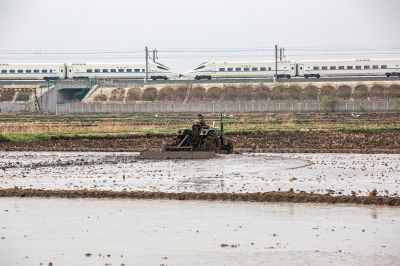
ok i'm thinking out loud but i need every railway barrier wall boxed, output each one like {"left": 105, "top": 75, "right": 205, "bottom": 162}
{"left": 55, "top": 100, "right": 399, "bottom": 114}
{"left": 0, "top": 102, "right": 35, "bottom": 113}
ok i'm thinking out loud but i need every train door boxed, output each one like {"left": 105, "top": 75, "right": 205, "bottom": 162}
{"left": 297, "top": 64, "right": 304, "bottom": 77}
{"left": 290, "top": 64, "right": 297, "bottom": 77}
{"left": 60, "top": 66, "right": 66, "bottom": 79}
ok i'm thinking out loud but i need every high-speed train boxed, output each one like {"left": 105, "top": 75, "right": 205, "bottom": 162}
{"left": 182, "top": 58, "right": 400, "bottom": 80}
{"left": 0, "top": 58, "right": 399, "bottom": 81}
{"left": 0, "top": 62, "right": 178, "bottom": 81}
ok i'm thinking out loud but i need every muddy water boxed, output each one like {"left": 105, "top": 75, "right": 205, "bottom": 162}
{"left": 0, "top": 198, "right": 399, "bottom": 266}
{"left": 1, "top": 152, "right": 399, "bottom": 196}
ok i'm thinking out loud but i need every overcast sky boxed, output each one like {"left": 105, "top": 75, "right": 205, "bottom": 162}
{"left": 0, "top": 0, "right": 399, "bottom": 71}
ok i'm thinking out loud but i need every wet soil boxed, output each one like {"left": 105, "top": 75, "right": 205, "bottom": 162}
{"left": 1, "top": 188, "right": 399, "bottom": 206}
{"left": 1, "top": 130, "right": 400, "bottom": 153}
{"left": 2, "top": 198, "right": 399, "bottom": 265}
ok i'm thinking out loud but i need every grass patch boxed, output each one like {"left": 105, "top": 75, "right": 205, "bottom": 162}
{"left": 0, "top": 133, "right": 53, "bottom": 142}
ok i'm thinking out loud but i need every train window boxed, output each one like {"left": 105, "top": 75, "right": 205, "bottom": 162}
{"left": 127, "top": 69, "right": 132, "bottom": 72}
{"left": 1, "top": 70, "right": 6, "bottom": 73}
{"left": 10, "top": 70, "right": 15, "bottom": 73}
{"left": 26, "top": 70, "right": 32, "bottom": 73}
{"left": 260, "top": 67, "right": 266, "bottom": 71}
{"left": 134, "top": 69, "right": 140, "bottom": 73}
{"left": 235, "top": 67, "right": 241, "bottom": 71}
{"left": 381, "top": 65, "right": 387, "bottom": 69}
{"left": 142, "top": 69, "right": 145, "bottom": 72}
{"left": 364, "top": 65, "right": 370, "bottom": 69}
{"left": 18, "top": 70, "right": 23, "bottom": 73}
{"left": 50, "top": 70, "right": 53, "bottom": 73}
{"left": 111, "top": 69, "right": 116, "bottom": 73}
{"left": 244, "top": 67, "right": 250, "bottom": 71}
{"left": 322, "top": 66, "right": 328, "bottom": 70}
{"left": 268, "top": 67, "right": 272, "bottom": 71}
{"left": 219, "top": 68, "right": 225, "bottom": 71}
{"left": 372, "top": 65, "right": 379, "bottom": 69}
{"left": 194, "top": 65, "right": 205, "bottom": 70}
{"left": 330, "top": 66, "right": 336, "bottom": 70}
{"left": 227, "top": 68, "right": 233, "bottom": 71}
{"left": 42, "top": 69, "right": 48, "bottom": 73}
{"left": 34, "top": 69, "right": 39, "bottom": 73}
{"left": 102, "top": 69, "right": 108, "bottom": 73}
{"left": 355, "top": 66, "right": 362, "bottom": 69}
{"left": 118, "top": 69, "right": 124, "bottom": 73}
{"left": 338, "top": 66, "right": 345, "bottom": 70}
{"left": 95, "top": 69, "right": 100, "bottom": 73}
{"left": 313, "top": 66, "right": 319, "bottom": 70}
{"left": 252, "top": 67, "right": 258, "bottom": 71}
{"left": 87, "top": 69, "right": 93, "bottom": 73}
{"left": 347, "top": 66, "right": 353, "bottom": 70}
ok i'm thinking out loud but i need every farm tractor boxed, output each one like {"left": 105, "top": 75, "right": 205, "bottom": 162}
{"left": 138, "top": 113, "right": 233, "bottom": 159}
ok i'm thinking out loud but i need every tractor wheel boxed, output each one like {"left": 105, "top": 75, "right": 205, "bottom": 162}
{"left": 204, "top": 135, "right": 220, "bottom": 153}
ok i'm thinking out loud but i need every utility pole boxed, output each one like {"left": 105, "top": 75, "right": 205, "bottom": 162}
{"left": 279, "top": 47, "right": 285, "bottom": 61}
{"left": 275, "top": 44, "right": 278, "bottom": 82}
{"left": 152, "top": 49, "right": 158, "bottom": 63}
{"left": 145, "top": 46, "right": 149, "bottom": 83}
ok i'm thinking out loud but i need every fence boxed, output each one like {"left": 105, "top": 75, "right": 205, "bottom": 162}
{"left": 55, "top": 100, "right": 398, "bottom": 114}
{"left": 0, "top": 102, "right": 35, "bottom": 113}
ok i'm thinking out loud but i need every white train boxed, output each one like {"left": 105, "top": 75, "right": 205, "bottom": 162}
{"left": 183, "top": 58, "right": 400, "bottom": 79}
{"left": 183, "top": 61, "right": 295, "bottom": 80}
{"left": 0, "top": 62, "right": 178, "bottom": 81}
{"left": 0, "top": 63, "right": 66, "bottom": 80}
{"left": 0, "top": 58, "right": 399, "bottom": 81}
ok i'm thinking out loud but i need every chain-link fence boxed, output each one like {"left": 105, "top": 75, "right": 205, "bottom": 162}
{"left": 55, "top": 100, "right": 398, "bottom": 114}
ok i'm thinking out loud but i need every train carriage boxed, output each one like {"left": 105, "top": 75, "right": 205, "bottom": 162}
{"left": 67, "top": 62, "right": 178, "bottom": 80}
{"left": 183, "top": 61, "right": 295, "bottom": 80}
{"left": 297, "top": 59, "right": 400, "bottom": 78}
{"left": 0, "top": 63, "right": 66, "bottom": 80}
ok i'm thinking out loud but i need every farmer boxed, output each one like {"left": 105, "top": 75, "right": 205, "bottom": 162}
{"left": 195, "top": 113, "right": 208, "bottom": 127}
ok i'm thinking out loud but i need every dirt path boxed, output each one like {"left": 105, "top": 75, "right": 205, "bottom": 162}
{"left": 1, "top": 188, "right": 399, "bottom": 206}
{"left": 1, "top": 130, "right": 400, "bottom": 153}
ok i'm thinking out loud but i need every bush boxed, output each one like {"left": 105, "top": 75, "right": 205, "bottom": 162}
{"left": 321, "top": 96, "right": 335, "bottom": 112}
{"left": 302, "top": 85, "right": 318, "bottom": 100}
{"left": 253, "top": 84, "right": 270, "bottom": 100}
{"left": 271, "top": 85, "right": 285, "bottom": 100}
{"left": 0, "top": 90, "right": 15, "bottom": 101}
{"left": 126, "top": 87, "right": 142, "bottom": 101}
{"left": 93, "top": 94, "right": 108, "bottom": 101}
{"left": 353, "top": 84, "right": 369, "bottom": 99}
{"left": 109, "top": 88, "right": 125, "bottom": 101}
{"left": 157, "top": 86, "right": 175, "bottom": 101}
{"left": 337, "top": 85, "right": 352, "bottom": 100}
{"left": 206, "top": 86, "right": 222, "bottom": 101}
{"left": 287, "top": 85, "right": 302, "bottom": 100}
{"left": 189, "top": 86, "right": 206, "bottom": 101}
{"left": 174, "top": 86, "right": 188, "bottom": 102}
{"left": 320, "top": 85, "right": 336, "bottom": 98}
{"left": 369, "top": 84, "right": 387, "bottom": 99}
{"left": 142, "top": 87, "right": 158, "bottom": 101}
{"left": 222, "top": 84, "right": 254, "bottom": 101}
{"left": 387, "top": 84, "right": 400, "bottom": 98}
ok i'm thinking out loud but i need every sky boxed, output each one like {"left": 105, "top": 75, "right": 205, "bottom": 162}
{"left": 0, "top": 0, "right": 399, "bottom": 71}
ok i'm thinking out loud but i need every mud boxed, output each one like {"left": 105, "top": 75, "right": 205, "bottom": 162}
{"left": 1, "top": 198, "right": 400, "bottom": 265}
{"left": 1, "top": 130, "right": 400, "bottom": 153}
{"left": 1, "top": 152, "right": 399, "bottom": 197}
{"left": 1, "top": 188, "right": 399, "bottom": 206}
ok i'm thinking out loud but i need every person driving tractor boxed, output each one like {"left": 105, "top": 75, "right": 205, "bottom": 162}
{"left": 195, "top": 113, "right": 208, "bottom": 127}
